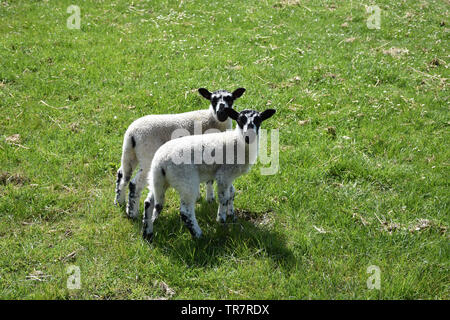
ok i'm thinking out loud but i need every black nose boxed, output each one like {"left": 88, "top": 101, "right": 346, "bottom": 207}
{"left": 247, "top": 123, "right": 254, "bottom": 129}
{"left": 218, "top": 103, "right": 225, "bottom": 109}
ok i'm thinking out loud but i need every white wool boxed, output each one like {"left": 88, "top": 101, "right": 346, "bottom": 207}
{"left": 141, "top": 107, "right": 275, "bottom": 241}
{"left": 142, "top": 126, "right": 259, "bottom": 240}
{"left": 150, "top": 129, "right": 257, "bottom": 188}
{"left": 115, "top": 106, "right": 231, "bottom": 218}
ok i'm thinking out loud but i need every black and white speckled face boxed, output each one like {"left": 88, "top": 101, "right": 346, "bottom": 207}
{"left": 225, "top": 108, "right": 276, "bottom": 144}
{"left": 198, "top": 88, "right": 246, "bottom": 122}
{"left": 237, "top": 110, "right": 262, "bottom": 144}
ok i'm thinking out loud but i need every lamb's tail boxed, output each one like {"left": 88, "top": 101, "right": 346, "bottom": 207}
{"left": 149, "top": 164, "right": 167, "bottom": 209}
{"left": 150, "top": 163, "right": 167, "bottom": 189}
{"left": 121, "top": 131, "right": 138, "bottom": 175}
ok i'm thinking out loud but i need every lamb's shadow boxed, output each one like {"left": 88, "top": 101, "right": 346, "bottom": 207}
{"left": 129, "top": 199, "right": 297, "bottom": 270}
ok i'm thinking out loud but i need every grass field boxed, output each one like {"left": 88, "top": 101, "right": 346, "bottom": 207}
{"left": 0, "top": 0, "right": 449, "bottom": 299}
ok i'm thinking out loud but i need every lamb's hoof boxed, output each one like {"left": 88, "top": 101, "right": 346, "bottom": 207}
{"left": 126, "top": 205, "right": 138, "bottom": 220}
{"left": 143, "top": 230, "right": 154, "bottom": 243}
{"left": 193, "top": 232, "right": 203, "bottom": 240}
{"left": 216, "top": 216, "right": 226, "bottom": 224}
{"left": 207, "top": 197, "right": 215, "bottom": 204}
{"left": 126, "top": 210, "right": 138, "bottom": 220}
{"left": 114, "top": 198, "right": 125, "bottom": 207}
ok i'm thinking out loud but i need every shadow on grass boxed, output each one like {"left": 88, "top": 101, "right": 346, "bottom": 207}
{"left": 127, "top": 199, "right": 297, "bottom": 271}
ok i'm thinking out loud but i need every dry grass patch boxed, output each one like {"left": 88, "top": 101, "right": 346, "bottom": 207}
{"left": 0, "top": 172, "right": 29, "bottom": 186}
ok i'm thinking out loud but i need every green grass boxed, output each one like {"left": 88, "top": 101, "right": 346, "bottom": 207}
{"left": 0, "top": 0, "right": 449, "bottom": 299}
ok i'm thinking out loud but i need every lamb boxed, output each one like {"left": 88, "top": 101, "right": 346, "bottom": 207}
{"left": 114, "top": 87, "right": 246, "bottom": 219}
{"left": 141, "top": 108, "right": 276, "bottom": 242}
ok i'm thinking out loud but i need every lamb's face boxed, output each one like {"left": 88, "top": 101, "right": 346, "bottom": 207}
{"left": 236, "top": 110, "right": 261, "bottom": 144}
{"left": 198, "top": 88, "right": 246, "bottom": 122}
{"left": 210, "top": 90, "right": 235, "bottom": 122}
{"left": 225, "top": 108, "right": 276, "bottom": 144}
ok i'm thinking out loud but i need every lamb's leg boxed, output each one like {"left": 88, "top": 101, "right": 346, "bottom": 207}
{"left": 142, "top": 192, "right": 155, "bottom": 242}
{"left": 127, "top": 165, "right": 150, "bottom": 219}
{"left": 180, "top": 197, "right": 202, "bottom": 239}
{"left": 115, "top": 139, "right": 137, "bottom": 206}
{"left": 126, "top": 169, "right": 141, "bottom": 219}
{"left": 142, "top": 184, "right": 165, "bottom": 242}
{"left": 115, "top": 168, "right": 125, "bottom": 206}
{"left": 216, "top": 183, "right": 231, "bottom": 224}
{"left": 206, "top": 180, "right": 215, "bottom": 203}
{"left": 227, "top": 185, "right": 237, "bottom": 222}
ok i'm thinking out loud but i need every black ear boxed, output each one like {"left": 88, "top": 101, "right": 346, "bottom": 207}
{"left": 225, "top": 108, "right": 240, "bottom": 121}
{"left": 198, "top": 88, "right": 212, "bottom": 100}
{"left": 232, "top": 88, "right": 246, "bottom": 99}
{"left": 260, "top": 109, "right": 276, "bottom": 121}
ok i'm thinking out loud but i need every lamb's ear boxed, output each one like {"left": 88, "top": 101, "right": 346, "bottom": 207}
{"left": 260, "top": 109, "right": 276, "bottom": 121}
{"left": 225, "top": 108, "right": 240, "bottom": 121}
{"left": 232, "top": 88, "right": 246, "bottom": 99}
{"left": 198, "top": 88, "right": 212, "bottom": 100}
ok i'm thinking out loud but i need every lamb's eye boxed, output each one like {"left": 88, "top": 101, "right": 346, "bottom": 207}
{"left": 224, "top": 96, "right": 232, "bottom": 104}
{"left": 238, "top": 115, "right": 247, "bottom": 127}
{"left": 254, "top": 117, "right": 261, "bottom": 126}
{"left": 212, "top": 97, "right": 218, "bottom": 103}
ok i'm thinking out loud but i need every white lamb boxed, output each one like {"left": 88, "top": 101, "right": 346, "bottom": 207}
{"left": 114, "top": 87, "right": 246, "bottom": 219}
{"left": 142, "top": 108, "right": 276, "bottom": 242}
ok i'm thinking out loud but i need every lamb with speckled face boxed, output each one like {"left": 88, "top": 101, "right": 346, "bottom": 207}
{"left": 114, "top": 88, "right": 246, "bottom": 219}
{"left": 142, "top": 108, "right": 276, "bottom": 242}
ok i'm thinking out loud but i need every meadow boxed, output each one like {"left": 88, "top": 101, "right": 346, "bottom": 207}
{"left": 0, "top": 0, "right": 448, "bottom": 299}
